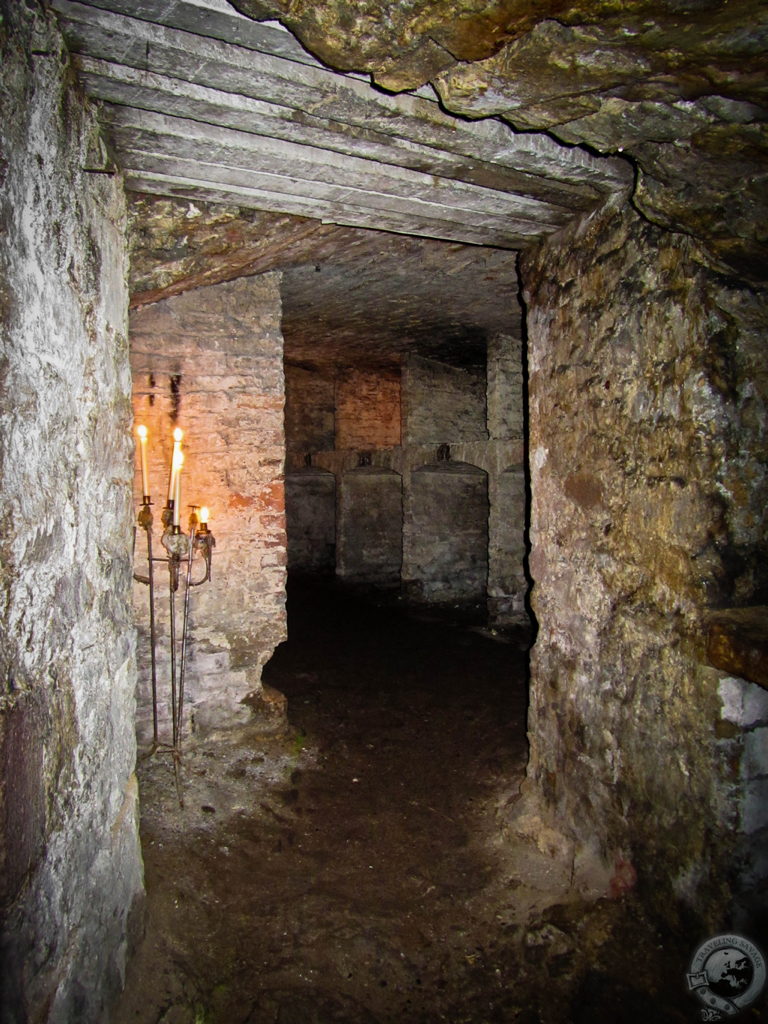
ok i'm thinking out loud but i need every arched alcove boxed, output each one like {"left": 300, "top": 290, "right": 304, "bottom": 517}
{"left": 337, "top": 467, "right": 403, "bottom": 584}
{"left": 405, "top": 462, "right": 489, "bottom": 605}
{"left": 285, "top": 467, "right": 336, "bottom": 574}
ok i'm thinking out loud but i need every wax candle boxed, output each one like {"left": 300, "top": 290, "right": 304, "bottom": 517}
{"left": 173, "top": 452, "right": 183, "bottom": 528}
{"left": 136, "top": 425, "right": 150, "bottom": 499}
{"left": 167, "top": 427, "right": 183, "bottom": 505}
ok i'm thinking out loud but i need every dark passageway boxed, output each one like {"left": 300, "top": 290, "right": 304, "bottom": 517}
{"left": 115, "top": 579, "right": 698, "bottom": 1024}
{"left": 116, "top": 577, "right": 534, "bottom": 1022}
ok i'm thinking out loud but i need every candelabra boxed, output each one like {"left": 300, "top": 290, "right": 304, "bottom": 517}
{"left": 134, "top": 495, "right": 215, "bottom": 806}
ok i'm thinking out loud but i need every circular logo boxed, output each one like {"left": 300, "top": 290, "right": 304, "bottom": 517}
{"left": 687, "top": 934, "right": 766, "bottom": 1018}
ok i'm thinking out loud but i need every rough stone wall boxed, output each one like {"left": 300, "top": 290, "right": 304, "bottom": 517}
{"left": 0, "top": 4, "right": 143, "bottom": 1020}
{"left": 335, "top": 368, "right": 401, "bottom": 450}
{"left": 130, "top": 275, "right": 287, "bottom": 742}
{"left": 284, "top": 364, "right": 335, "bottom": 469}
{"left": 521, "top": 193, "right": 768, "bottom": 926}
{"left": 403, "top": 354, "right": 487, "bottom": 445}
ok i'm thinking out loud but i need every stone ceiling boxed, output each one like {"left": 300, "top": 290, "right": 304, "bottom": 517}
{"left": 128, "top": 197, "right": 520, "bottom": 369}
{"left": 53, "top": 0, "right": 767, "bottom": 371}
{"left": 53, "top": 0, "right": 629, "bottom": 250}
{"left": 228, "top": 0, "right": 768, "bottom": 282}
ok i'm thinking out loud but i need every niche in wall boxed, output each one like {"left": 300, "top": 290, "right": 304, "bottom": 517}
{"left": 337, "top": 467, "right": 404, "bottom": 585}
{"left": 285, "top": 467, "right": 336, "bottom": 574}
{"left": 405, "top": 462, "right": 489, "bottom": 605}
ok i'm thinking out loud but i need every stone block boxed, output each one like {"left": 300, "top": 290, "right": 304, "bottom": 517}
{"left": 719, "top": 676, "right": 768, "bottom": 728}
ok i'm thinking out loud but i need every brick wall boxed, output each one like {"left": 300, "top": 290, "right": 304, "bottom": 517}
{"left": 336, "top": 368, "right": 402, "bottom": 449}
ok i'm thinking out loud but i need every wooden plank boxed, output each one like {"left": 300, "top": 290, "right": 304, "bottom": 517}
{"left": 54, "top": 0, "right": 631, "bottom": 190}
{"left": 57, "top": 0, "right": 323, "bottom": 66}
{"left": 78, "top": 56, "right": 603, "bottom": 211}
{"left": 119, "top": 148, "right": 548, "bottom": 243}
{"left": 122, "top": 170, "right": 530, "bottom": 248}
{"left": 102, "top": 106, "right": 570, "bottom": 227}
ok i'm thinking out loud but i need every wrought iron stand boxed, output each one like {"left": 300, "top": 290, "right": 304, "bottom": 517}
{"left": 134, "top": 500, "right": 215, "bottom": 806}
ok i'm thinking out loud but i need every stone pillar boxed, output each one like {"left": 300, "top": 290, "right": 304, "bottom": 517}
{"left": 130, "top": 274, "right": 287, "bottom": 741}
{"left": 486, "top": 332, "right": 528, "bottom": 624}
{"left": 520, "top": 193, "right": 768, "bottom": 928}
{"left": 0, "top": 5, "right": 143, "bottom": 1020}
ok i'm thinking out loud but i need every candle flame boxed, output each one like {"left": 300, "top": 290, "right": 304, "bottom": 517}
{"left": 173, "top": 427, "right": 183, "bottom": 442}
{"left": 200, "top": 506, "right": 209, "bottom": 524}
{"left": 137, "top": 425, "right": 147, "bottom": 441}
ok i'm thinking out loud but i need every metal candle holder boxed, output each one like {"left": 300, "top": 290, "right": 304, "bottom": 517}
{"left": 134, "top": 499, "right": 215, "bottom": 805}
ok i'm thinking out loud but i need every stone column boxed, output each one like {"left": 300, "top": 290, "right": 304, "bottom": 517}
{"left": 130, "top": 274, "right": 287, "bottom": 740}
{"left": 486, "top": 332, "right": 528, "bottom": 624}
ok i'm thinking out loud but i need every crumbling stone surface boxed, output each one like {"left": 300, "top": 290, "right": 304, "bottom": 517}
{"left": 0, "top": 3, "right": 143, "bottom": 1019}
{"left": 229, "top": 0, "right": 768, "bottom": 281}
{"left": 520, "top": 192, "right": 768, "bottom": 928}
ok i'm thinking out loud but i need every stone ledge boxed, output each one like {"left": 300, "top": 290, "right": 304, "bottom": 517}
{"left": 707, "top": 608, "right": 768, "bottom": 690}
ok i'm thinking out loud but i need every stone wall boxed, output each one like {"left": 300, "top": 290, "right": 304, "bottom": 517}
{"left": 338, "top": 467, "right": 403, "bottom": 583}
{"left": 284, "top": 364, "right": 335, "bottom": 468}
{"left": 285, "top": 468, "right": 336, "bottom": 573}
{"left": 0, "top": 4, "right": 143, "bottom": 1020}
{"left": 521, "top": 193, "right": 768, "bottom": 927}
{"left": 402, "top": 463, "right": 489, "bottom": 604}
{"left": 283, "top": 343, "right": 527, "bottom": 620}
{"left": 402, "top": 354, "right": 487, "bottom": 444}
{"left": 130, "top": 275, "right": 287, "bottom": 742}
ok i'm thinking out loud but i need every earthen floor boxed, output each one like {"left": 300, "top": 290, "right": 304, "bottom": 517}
{"left": 115, "top": 578, "right": 700, "bottom": 1023}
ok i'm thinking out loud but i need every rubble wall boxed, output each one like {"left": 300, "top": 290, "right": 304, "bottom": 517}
{"left": 521, "top": 193, "right": 768, "bottom": 926}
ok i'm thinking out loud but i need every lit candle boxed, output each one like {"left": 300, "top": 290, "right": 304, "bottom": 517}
{"left": 136, "top": 425, "right": 150, "bottom": 500}
{"left": 199, "top": 506, "right": 209, "bottom": 526}
{"left": 167, "top": 427, "right": 183, "bottom": 506}
{"left": 173, "top": 452, "right": 183, "bottom": 528}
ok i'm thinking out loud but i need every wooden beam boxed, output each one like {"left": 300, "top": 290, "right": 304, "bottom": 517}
{"left": 54, "top": 0, "right": 631, "bottom": 189}
{"left": 78, "top": 56, "right": 603, "bottom": 211}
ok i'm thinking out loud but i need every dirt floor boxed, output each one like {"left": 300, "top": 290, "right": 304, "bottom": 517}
{"left": 114, "top": 578, "right": 725, "bottom": 1024}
